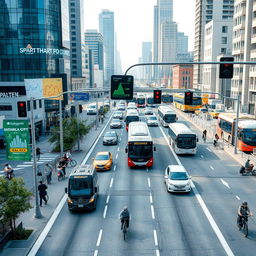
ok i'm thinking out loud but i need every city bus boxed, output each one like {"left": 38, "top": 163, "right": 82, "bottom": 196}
{"left": 158, "top": 106, "right": 177, "bottom": 127}
{"left": 136, "top": 93, "right": 146, "bottom": 108}
{"left": 173, "top": 93, "right": 202, "bottom": 112}
{"left": 146, "top": 94, "right": 155, "bottom": 107}
{"left": 126, "top": 122, "right": 156, "bottom": 167}
{"left": 217, "top": 113, "right": 256, "bottom": 152}
{"left": 168, "top": 123, "right": 198, "bottom": 155}
{"left": 125, "top": 109, "right": 140, "bottom": 131}
{"left": 162, "top": 93, "right": 173, "bottom": 104}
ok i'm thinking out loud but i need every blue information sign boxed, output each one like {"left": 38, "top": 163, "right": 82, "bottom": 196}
{"left": 70, "top": 93, "right": 90, "bottom": 101}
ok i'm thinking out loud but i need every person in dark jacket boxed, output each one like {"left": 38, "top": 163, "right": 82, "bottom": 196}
{"left": 38, "top": 181, "right": 48, "bottom": 206}
{"left": 119, "top": 206, "right": 130, "bottom": 229}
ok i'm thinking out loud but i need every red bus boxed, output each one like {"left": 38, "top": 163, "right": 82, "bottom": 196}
{"left": 136, "top": 93, "right": 146, "bottom": 108}
{"left": 217, "top": 113, "right": 256, "bottom": 152}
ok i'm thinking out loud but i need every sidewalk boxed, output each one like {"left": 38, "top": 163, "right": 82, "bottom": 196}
{"left": 0, "top": 109, "right": 113, "bottom": 256}
{"left": 173, "top": 107, "right": 254, "bottom": 167}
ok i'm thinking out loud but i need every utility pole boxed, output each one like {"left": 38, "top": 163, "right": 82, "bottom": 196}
{"left": 30, "top": 98, "right": 42, "bottom": 219}
{"left": 76, "top": 102, "right": 80, "bottom": 151}
{"left": 59, "top": 99, "right": 64, "bottom": 157}
{"left": 234, "top": 94, "right": 240, "bottom": 154}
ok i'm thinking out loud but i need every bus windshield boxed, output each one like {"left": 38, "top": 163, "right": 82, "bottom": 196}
{"left": 242, "top": 130, "right": 256, "bottom": 146}
{"left": 192, "top": 98, "right": 202, "bottom": 106}
{"left": 69, "top": 178, "right": 92, "bottom": 197}
{"left": 164, "top": 114, "right": 176, "bottom": 123}
{"left": 126, "top": 116, "right": 139, "bottom": 124}
{"left": 128, "top": 144, "right": 153, "bottom": 159}
{"left": 177, "top": 135, "right": 197, "bottom": 149}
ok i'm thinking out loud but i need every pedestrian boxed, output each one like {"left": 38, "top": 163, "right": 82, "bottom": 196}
{"left": 101, "top": 114, "right": 104, "bottom": 123}
{"left": 38, "top": 181, "right": 48, "bottom": 206}
{"left": 45, "top": 163, "right": 53, "bottom": 184}
{"left": 202, "top": 129, "right": 207, "bottom": 142}
{"left": 36, "top": 147, "right": 41, "bottom": 161}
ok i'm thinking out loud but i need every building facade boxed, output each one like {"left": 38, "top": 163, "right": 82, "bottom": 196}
{"left": 172, "top": 65, "right": 193, "bottom": 89}
{"left": 99, "top": 9, "right": 115, "bottom": 87}
{"left": 193, "top": 0, "right": 234, "bottom": 89}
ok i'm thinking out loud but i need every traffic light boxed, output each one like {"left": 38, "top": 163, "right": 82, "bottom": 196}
{"left": 219, "top": 57, "right": 234, "bottom": 79}
{"left": 153, "top": 90, "right": 162, "bottom": 104}
{"left": 184, "top": 91, "right": 193, "bottom": 105}
{"left": 17, "top": 101, "right": 27, "bottom": 117}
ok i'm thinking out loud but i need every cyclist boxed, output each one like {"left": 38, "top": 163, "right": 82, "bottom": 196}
{"left": 3, "top": 163, "right": 14, "bottom": 180}
{"left": 213, "top": 133, "right": 219, "bottom": 147}
{"left": 202, "top": 129, "right": 207, "bottom": 142}
{"left": 245, "top": 159, "right": 254, "bottom": 172}
{"left": 237, "top": 201, "right": 253, "bottom": 227}
{"left": 119, "top": 206, "right": 130, "bottom": 230}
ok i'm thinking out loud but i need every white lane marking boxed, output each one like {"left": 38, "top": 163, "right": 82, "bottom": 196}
{"left": 117, "top": 147, "right": 120, "bottom": 151}
{"left": 103, "top": 205, "right": 108, "bottom": 219}
{"left": 149, "top": 193, "right": 153, "bottom": 204}
{"left": 207, "top": 148, "right": 212, "bottom": 152}
{"left": 156, "top": 249, "right": 160, "bottom": 256}
{"left": 151, "top": 205, "right": 155, "bottom": 219}
{"left": 236, "top": 196, "right": 240, "bottom": 201}
{"left": 109, "top": 178, "right": 114, "bottom": 188}
{"left": 159, "top": 126, "right": 235, "bottom": 256}
{"left": 27, "top": 195, "right": 67, "bottom": 256}
{"left": 148, "top": 177, "right": 151, "bottom": 188}
{"left": 114, "top": 165, "right": 116, "bottom": 172}
{"left": 153, "top": 230, "right": 158, "bottom": 246}
{"left": 106, "top": 195, "right": 110, "bottom": 204}
{"left": 94, "top": 250, "right": 98, "bottom": 256}
{"left": 14, "top": 168, "right": 23, "bottom": 171}
{"left": 16, "top": 165, "right": 33, "bottom": 168}
{"left": 201, "top": 155, "right": 204, "bottom": 159}
{"left": 116, "top": 153, "right": 119, "bottom": 159}
{"left": 210, "top": 166, "right": 214, "bottom": 170}
{"left": 96, "top": 229, "right": 103, "bottom": 247}
{"left": 220, "top": 178, "right": 230, "bottom": 189}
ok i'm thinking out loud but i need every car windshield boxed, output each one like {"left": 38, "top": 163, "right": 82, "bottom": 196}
{"left": 112, "top": 119, "right": 120, "bottom": 123}
{"left": 95, "top": 154, "right": 109, "bottom": 160}
{"left": 148, "top": 116, "right": 157, "bottom": 120}
{"left": 69, "top": 178, "right": 92, "bottom": 197}
{"left": 170, "top": 172, "right": 188, "bottom": 180}
{"left": 89, "top": 105, "right": 96, "bottom": 109}
{"left": 105, "top": 132, "right": 116, "bottom": 137}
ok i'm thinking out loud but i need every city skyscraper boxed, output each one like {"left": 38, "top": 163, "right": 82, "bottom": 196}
{"left": 99, "top": 9, "right": 115, "bottom": 87}
{"left": 142, "top": 42, "right": 152, "bottom": 82}
{"left": 153, "top": 5, "right": 159, "bottom": 80}
{"left": 193, "top": 0, "right": 234, "bottom": 89}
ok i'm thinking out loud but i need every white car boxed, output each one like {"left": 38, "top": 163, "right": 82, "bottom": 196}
{"left": 87, "top": 104, "right": 97, "bottom": 115}
{"left": 113, "top": 111, "right": 123, "bottom": 119}
{"left": 146, "top": 116, "right": 158, "bottom": 127}
{"left": 164, "top": 165, "right": 191, "bottom": 193}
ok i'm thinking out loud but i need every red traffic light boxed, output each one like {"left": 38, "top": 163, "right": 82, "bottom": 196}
{"left": 19, "top": 102, "right": 25, "bottom": 107}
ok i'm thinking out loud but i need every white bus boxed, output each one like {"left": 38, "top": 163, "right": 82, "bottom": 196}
{"left": 168, "top": 123, "right": 198, "bottom": 155}
{"left": 125, "top": 109, "right": 140, "bottom": 131}
{"left": 126, "top": 122, "right": 155, "bottom": 167}
{"left": 158, "top": 106, "right": 177, "bottom": 127}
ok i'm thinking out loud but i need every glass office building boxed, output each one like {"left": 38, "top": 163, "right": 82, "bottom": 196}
{"left": 0, "top": 0, "right": 70, "bottom": 81}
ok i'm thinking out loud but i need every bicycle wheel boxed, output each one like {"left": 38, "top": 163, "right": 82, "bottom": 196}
{"left": 123, "top": 223, "right": 126, "bottom": 240}
{"left": 244, "top": 222, "right": 248, "bottom": 237}
{"left": 70, "top": 159, "right": 77, "bottom": 167}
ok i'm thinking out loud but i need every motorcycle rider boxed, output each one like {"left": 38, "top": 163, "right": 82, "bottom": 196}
{"left": 245, "top": 159, "right": 254, "bottom": 172}
{"left": 237, "top": 201, "right": 253, "bottom": 227}
{"left": 58, "top": 157, "right": 67, "bottom": 176}
{"left": 119, "top": 206, "right": 130, "bottom": 230}
{"left": 3, "top": 163, "right": 14, "bottom": 180}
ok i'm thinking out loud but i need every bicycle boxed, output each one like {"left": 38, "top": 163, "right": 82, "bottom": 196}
{"left": 237, "top": 215, "right": 249, "bottom": 237}
{"left": 122, "top": 219, "right": 128, "bottom": 240}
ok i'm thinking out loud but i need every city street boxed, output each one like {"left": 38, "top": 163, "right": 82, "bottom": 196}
{"left": 25, "top": 108, "right": 256, "bottom": 256}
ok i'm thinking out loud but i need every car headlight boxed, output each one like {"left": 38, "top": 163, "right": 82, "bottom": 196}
{"left": 168, "top": 181, "right": 174, "bottom": 186}
{"left": 89, "top": 196, "right": 95, "bottom": 203}
{"left": 68, "top": 197, "right": 73, "bottom": 204}
{"left": 105, "top": 162, "right": 111, "bottom": 167}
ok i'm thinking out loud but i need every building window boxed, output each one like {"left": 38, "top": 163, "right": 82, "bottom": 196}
{"left": 72, "top": 37, "right": 76, "bottom": 41}
{"left": 72, "top": 54, "right": 77, "bottom": 58}
{"left": 221, "top": 37, "right": 227, "bottom": 44}
{"left": 71, "top": 14, "right": 75, "bottom": 18}
{"left": 222, "top": 26, "right": 228, "bottom": 33}
{"left": 39, "top": 100, "right": 42, "bottom": 108}
{"left": 72, "top": 31, "right": 76, "bottom": 35}
{"left": 72, "top": 43, "right": 76, "bottom": 47}
{"left": 33, "top": 100, "right": 37, "bottom": 110}
{"left": 72, "top": 60, "right": 77, "bottom": 64}
{"left": 71, "top": 26, "right": 75, "bottom": 29}
{"left": 71, "top": 20, "right": 76, "bottom": 24}
{"left": 221, "top": 48, "right": 227, "bottom": 54}
{"left": 70, "top": 2, "right": 75, "bottom": 6}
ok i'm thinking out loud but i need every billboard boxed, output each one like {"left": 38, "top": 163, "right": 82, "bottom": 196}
{"left": 3, "top": 120, "right": 31, "bottom": 161}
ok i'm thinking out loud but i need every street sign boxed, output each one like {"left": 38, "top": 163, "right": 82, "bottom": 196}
{"left": 111, "top": 75, "right": 133, "bottom": 100}
{"left": 3, "top": 120, "right": 31, "bottom": 161}
{"left": 70, "top": 92, "right": 90, "bottom": 101}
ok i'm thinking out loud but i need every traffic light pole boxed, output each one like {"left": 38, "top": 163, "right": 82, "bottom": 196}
{"left": 30, "top": 98, "right": 42, "bottom": 219}
{"left": 76, "top": 102, "right": 80, "bottom": 151}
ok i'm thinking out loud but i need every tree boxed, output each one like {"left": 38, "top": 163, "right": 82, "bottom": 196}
{"left": 48, "top": 117, "right": 90, "bottom": 152}
{"left": 0, "top": 177, "right": 32, "bottom": 232}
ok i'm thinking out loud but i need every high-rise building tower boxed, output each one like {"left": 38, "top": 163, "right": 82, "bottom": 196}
{"left": 193, "top": 0, "right": 234, "bottom": 89}
{"left": 142, "top": 42, "right": 152, "bottom": 82}
{"left": 99, "top": 9, "right": 115, "bottom": 87}
{"left": 153, "top": 5, "right": 159, "bottom": 80}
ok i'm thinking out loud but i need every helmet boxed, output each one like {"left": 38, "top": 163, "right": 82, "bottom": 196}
{"left": 5, "top": 163, "right": 9, "bottom": 166}
{"left": 123, "top": 206, "right": 128, "bottom": 211}
{"left": 242, "top": 201, "right": 248, "bottom": 206}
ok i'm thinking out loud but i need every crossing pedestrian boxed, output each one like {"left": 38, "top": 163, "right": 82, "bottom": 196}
{"left": 36, "top": 147, "right": 41, "bottom": 161}
{"left": 38, "top": 181, "right": 48, "bottom": 207}
{"left": 45, "top": 163, "right": 53, "bottom": 184}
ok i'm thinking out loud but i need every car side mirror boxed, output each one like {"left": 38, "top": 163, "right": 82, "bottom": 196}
{"left": 65, "top": 187, "right": 67, "bottom": 193}
{"left": 125, "top": 147, "right": 128, "bottom": 153}
{"left": 154, "top": 146, "right": 156, "bottom": 151}
{"left": 189, "top": 176, "right": 192, "bottom": 179}
{"left": 197, "top": 138, "right": 199, "bottom": 142}
{"left": 95, "top": 187, "right": 98, "bottom": 193}
{"left": 164, "top": 175, "right": 168, "bottom": 179}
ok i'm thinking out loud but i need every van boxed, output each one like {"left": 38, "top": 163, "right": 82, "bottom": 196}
{"left": 87, "top": 103, "right": 97, "bottom": 115}
{"left": 65, "top": 165, "right": 99, "bottom": 211}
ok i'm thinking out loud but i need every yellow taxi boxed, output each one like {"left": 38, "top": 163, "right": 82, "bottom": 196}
{"left": 208, "top": 109, "right": 224, "bottom": 119}
{"left": 194, "top": 107, "right": 208, "bottom": 116}
{"left": 93, "top": 151, "right": 113, "bottom": 171}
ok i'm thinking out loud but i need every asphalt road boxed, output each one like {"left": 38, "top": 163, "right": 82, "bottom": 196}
{"left": 34, "top": 107, "right": 256, "bottom": 256}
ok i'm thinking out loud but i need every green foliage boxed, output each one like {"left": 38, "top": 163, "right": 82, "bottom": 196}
{"left": 0, "top": 177, "right": 32, "bottom": 232}
{"left": 48, "top": 117, "right": 90, "bottom": 152}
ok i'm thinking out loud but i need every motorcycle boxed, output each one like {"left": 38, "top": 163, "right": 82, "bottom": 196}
{"left": 239, "top": 166, "right": 256, "bottom": 176}
{"left": 5, "top": 170, "right": 15, "bottom": 180}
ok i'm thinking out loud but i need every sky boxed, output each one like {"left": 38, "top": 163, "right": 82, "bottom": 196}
{"left": 84, "top": 0, "right": 195, "bottom": 72}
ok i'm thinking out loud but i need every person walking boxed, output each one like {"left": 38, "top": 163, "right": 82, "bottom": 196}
{"left": 38, "top": 181, "right": 48, "bottom": 206}
{"left": 202, "top": 129, "right": 207, "bottom": 143}
{"left": 36, "top": 147, "right": 41, "bottom": 161}
{"left": 45, "top": 163, "right": 53, "bottom": 184}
